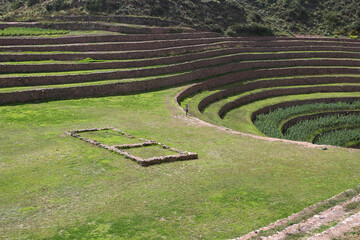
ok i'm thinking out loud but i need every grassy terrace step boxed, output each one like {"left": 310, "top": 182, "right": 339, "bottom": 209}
{"left": 0, "top": 32, "right": 219, "bottom": 45}
{"left": 0, "top": 35, "right": 358, "bottom": 46}
{"left": 217, "top": 84, "right": 360, "bottom": 118}
{"left": 4, "top": 66, "right": 358, "bottom": 106}
{"left": 0, "top": 49, "right": 360, "bottom": 73}
{"left": 1, "top": 56, "right": 360, "bottom": 88}
{"left": 177, "top": 67, "right": 360, "bottom": 115}
{"left": 0, "top": 72, "right": 187, "bottom": 93}
{"left": 2, "top": 45, "right": 360, "bottom": 62}
{"left": 215, "top": 94, "right": 360, "bottom": 135}
{"left": 1, "top": 38, "right": 360, "bottom": 53}
{"left": 241, "top": 39, "right": 360, "bottom": 48}
{"left": 0, "top": 30, "right": 125, "bottom": 38}
{"left": 3, "top": 50, "right": 360, "bottom": 74}
{"left": 0, "top": 42, "right": 241, "bottom": 62}
{"left": 0, "top": 38, "right": 234, "bottom": 52}
{"left": 181, "top": 83, "right": 359, "bottom": 114}
{"left": 184, "top": 86, "right": 359, "bottom": 122}
{"left": 3, "top": 50, "right": 360, "bottom": 65}
{"left": 218, "top": 84, "right": 360, "bottom": 118}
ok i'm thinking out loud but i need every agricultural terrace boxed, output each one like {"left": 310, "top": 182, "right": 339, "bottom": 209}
{"left": 0, "top": 17, "right": 359, "bottom": 239}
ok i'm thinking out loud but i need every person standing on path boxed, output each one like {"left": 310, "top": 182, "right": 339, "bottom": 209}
{"left": 185, "top": 104, "right": 189, "bottom": 115}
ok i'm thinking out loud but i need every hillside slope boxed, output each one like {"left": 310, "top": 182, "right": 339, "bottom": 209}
{"left": 0, "top": 0, "right": 359, "bottom": 36}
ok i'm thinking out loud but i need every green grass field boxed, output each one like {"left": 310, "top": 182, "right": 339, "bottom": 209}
{"left": 1, "top": 86, "right": 360, "bottom": 239}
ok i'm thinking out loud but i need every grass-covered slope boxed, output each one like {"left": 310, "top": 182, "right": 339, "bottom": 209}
{"left": 1, "top": 88, "right": 360, "bottom": 239}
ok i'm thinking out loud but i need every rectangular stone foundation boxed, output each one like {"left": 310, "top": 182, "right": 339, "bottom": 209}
{"left": 66, "top": 127, "right": 198, "bottom": 166}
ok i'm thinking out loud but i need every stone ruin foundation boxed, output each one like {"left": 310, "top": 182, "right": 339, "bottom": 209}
{"left": 66, "top": 127, "right": 198, "bottom": 166}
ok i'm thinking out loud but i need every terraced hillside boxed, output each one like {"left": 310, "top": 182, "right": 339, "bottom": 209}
{"left": 1, "top": 19, "right": 360, "bottom": 239}
{"left": 1, "top": 21, "right": 359, "bottom": 146}
{"left": 176, "top": 37, "right": 360, "bottom": 149}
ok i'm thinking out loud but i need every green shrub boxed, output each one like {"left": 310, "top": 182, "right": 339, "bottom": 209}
{"left": 323, "top": 11, "right": 343, "bottom": 32}
{"left": 26, "top": 0, "right": 39, "bottom": 7}
{"left": 10, "top": 0, "right": 25, "bottom": 10}
{"left": 247, "top": 12, "right": 263, "bottom": 23}
{"left": 46, "top": 0, "right": 70, "bottom": 11}
{"left": 84, "top": 0, "right": 107, "bottom": 12}
{"left": 225, "top": 23, "right": 274, "bottom": 37}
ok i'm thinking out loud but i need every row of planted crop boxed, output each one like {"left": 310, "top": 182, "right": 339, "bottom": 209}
{"left": 254, "top": 101, "right": 360, "bottom": 139}
{"left": 315, "top": 128, "right": 360, "bottom": 147}
{"left": 285, "top": 113, "right": 360, "bottom": 142}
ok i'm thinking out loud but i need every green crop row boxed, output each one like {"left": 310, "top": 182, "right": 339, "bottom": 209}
{"left": 314, "top": 128, "right": 360, "bottom": 147}
{"left": 0, "top": 27, "right": 69, "bottom": 36}
{"left": 254, "top": 101, "right": 360, "bottom": 139}
{"left": 284, "top": 114, "right": 360, "bottom": 143}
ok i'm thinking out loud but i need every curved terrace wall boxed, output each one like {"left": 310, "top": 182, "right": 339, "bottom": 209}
{"left": 0, "top": 32, "right": 219, "bottom": 46}
{"left": 218, "top": 86, "right": 360, "bottom": 118}
{"left": 1, "top": 59, "right": 359, "bottom": 88}
{"left": 3, "top": 51, "right": 360, "bottom": 74}
{"left": 176, "top": 68, "right": 360, "bottom": 107}
{"left": 198, "top": 76, "right": 360, "bottom": 112}
{"left": 1, "top": 37, "right": 359, "bottom": 52}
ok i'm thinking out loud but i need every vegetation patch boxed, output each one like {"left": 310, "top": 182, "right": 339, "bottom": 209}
{"left": 254, "top": 101, "right": 360, "bottom": 140}
{"left": 0, "top": 27, "right": 69, "bottom": 36}
{"left": 314, "top": 128, "right": 360, "bottom": 147}
{"left": 284, "top": 113, "right": 360, "bottom": 143}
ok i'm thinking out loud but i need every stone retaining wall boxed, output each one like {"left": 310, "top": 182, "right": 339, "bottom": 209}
{"left": 0, "top": 32, "right": 219, "bottom": 46}
{"left": 218, "top": 85, "right": 360, "bottom": 118}
{"left": 0, "top": 47, "right": 241, "bottom": 74}
{"left": 1, "top": 37, "right": 359, "bottom": 52}
{"left": 1, "top": 44, "right": 359, "bottom": 62}
{"left": 0, "top": 37, "right": 227, "bottom": 52}
{"left": 2, "top": 66, "right": 359, "bottom": 106}
{"left": 176, "top": 67, "right": 360, "bottom": 108}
